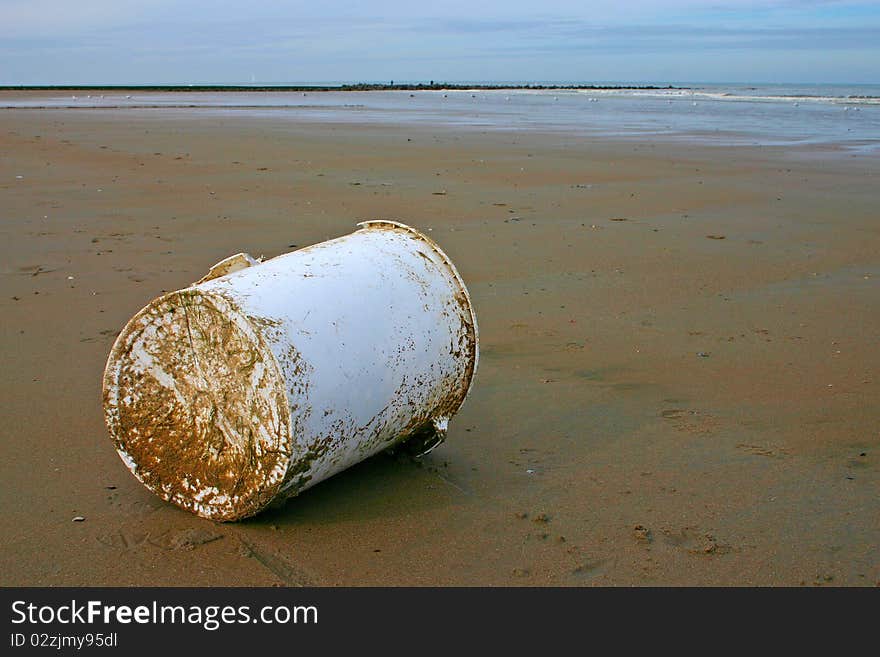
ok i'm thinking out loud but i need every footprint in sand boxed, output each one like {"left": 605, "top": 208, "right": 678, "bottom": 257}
{"left": 98, "top": 528, "right": 223, "bottom": 552}
{"left": 17, "top": 265, "right": 58, "bottom": 277}
{"left": 159, "top": 528, "right": 224, "bottom": 551}
{"left": 659, "top": 527, "right": 732, "bottom": 555}
{"left": 570, "top": 560, "right": 606, "bottom": 579}
{"left": 736, "top": 443, "right": 790, "bottom": 458}
{"left": 661, "top": 409, "right": 719, "bottom": 434}
{"left": 96, "top": 530, "right": 152, "bottom": 551}
{"left": 238, "top": 538, "right": 317, "bottom": 586}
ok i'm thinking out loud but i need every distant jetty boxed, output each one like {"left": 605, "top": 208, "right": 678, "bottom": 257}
{"left": 0, "top": 83, "right": 688, "bottom": 92}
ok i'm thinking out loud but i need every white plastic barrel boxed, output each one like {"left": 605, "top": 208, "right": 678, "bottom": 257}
{"left": 102, "top": 221, "right": 478, "bottom": 521}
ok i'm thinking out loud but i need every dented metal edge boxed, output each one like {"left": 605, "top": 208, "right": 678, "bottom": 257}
{"left": 194, "top": 252, "right": 260, "bottom": 285}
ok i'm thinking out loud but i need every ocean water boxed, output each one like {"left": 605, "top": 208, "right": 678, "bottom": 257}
{"left": 4, "top": 82, "right": 879, "bottom": 153}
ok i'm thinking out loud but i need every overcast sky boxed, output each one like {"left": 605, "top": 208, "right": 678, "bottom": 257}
{"left": 2, "top": 1, "right": 878, "bottom": 85}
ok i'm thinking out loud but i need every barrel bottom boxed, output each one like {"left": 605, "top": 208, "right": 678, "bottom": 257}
{"left": 103, "top": 289, "right": 292, "bottom": 521}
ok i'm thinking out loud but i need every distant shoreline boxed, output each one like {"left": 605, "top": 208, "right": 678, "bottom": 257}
{"left": 0, "top": 83, "right": 687, "bottom": 92}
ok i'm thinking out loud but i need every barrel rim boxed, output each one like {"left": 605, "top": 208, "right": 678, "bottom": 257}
{"left": 356, "top": 220, "right": 480, "bottom": 408}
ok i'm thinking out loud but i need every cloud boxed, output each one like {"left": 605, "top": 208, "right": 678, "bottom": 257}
{"left": 1, "top": 1, "right": 877, "bottom": 83}
{"left": 0, "top": 0, "right": 178, "bottom": 37}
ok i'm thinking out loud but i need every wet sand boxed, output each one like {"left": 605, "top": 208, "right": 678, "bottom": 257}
{"left": 1, "top": 102, "right": 878, "bottom": 586}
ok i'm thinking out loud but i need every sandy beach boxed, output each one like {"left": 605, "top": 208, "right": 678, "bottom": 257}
{"left": 1, "top": 99, "right": 877, "bottom": 586}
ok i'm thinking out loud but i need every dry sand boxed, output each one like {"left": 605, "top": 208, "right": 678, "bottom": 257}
{"left": 1, "top": 100, "right": 878, "bottom": 586}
